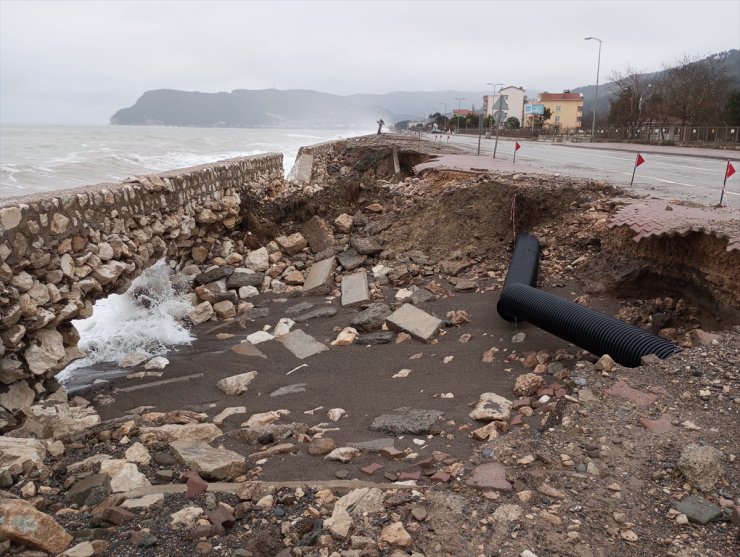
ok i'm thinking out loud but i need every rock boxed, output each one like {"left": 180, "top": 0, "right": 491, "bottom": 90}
{"left": 350, "top": 236, "right": 383, "bottom": 255}
{"left": 337, "top": 250, "right": 367, "bottom": 271}
{"left": 351, "top": 303, "right": 392, "bottom": 332}
{"left": 341, "top": 269, "right": 370, "bottom": 307}
{"left": 0, "top": 498, "right": 73, "bottom": 554}
{"left": 144, "top": 356, "right": 169, "bottom": 370}
{"left": 285, "top": 301, "right": 314, "bottom": 316}
{"left": 139, "top": 423, "right": 223, "bottom": 445}
{"left": 467, "top": 463, "right": 512, "bottom": 491}
{"left": 270, "top": 384, "right": 307, "bottom": 397}
{"left": 690, "top": 329, "right": 720, "bottom": 346}
{"left": 595, "top": 354, "right": 615, "bottom": 372}
{"left": 325, "top": 447, "right": 360, "bottom": 463}
{"left": 217, "top": 371, "right": 258, "bottom": 395}
{"left": 511, "top": 332, "right": 526, "bottom": 343}
{"left": 369, "top": 407, "right": 443, "bottom": 434}
{"left": 170, "top": 506, "right": 204, "bottom": 528}
{"left": 226, "top": 270, "right": 264, "bottom": 289}
{"left": 125, "top": 442, "right": 151, "bottom": 466}
{"left": 194, "top": 267, "right": 232, "bottom": 286}
{"left": 385, "top": 303, "right": 443, "bottom": 342}
{"left": 676, "top": 496, "right": 723, "bottom": 524}
{"left": 119, "top": 351, "right": 149, "bottom": 368}
{"left": 379, "top": 521, "right": 412, "bottom": 548}
{"left": 188, "top": 302, "right": 214, "bottom": 325}
{"left": 121, "top": 493, "right": 165, "bottom": 510}
{"left": 277, "top": 329, "right": 328, "bottom": 359}
{"left": 356, "top": 331, "right": 394, "bottom": 344}
{"left": 276, "top": 233, "right": 308, "bottom": 255}
{"left": 0, "top": 380, "right": 34, "bottom": 412}
{"left": 302, "top": 257, "right": 336, "bottom": 295}
{"left": 331, "top": 327, "right": 358, "bottom": 346}
{"left": 60, "top": 541, "right": 95, "bottom": 557}
{"left": 99, "top": 460, "right": 151, "bottom": 493}
{"left": 308, "top": 438, "right": 336, "bottom": 455}
{"left": 302, "top": 216, "right": 336, "bottom": 253}
{"left": 327, "top": 408, "right": 346, "bottom": 421}
{"left": 213, "top": 300, "right": 236, "bottom": 319}
{"left": 470, "top": 393, "right": 512, "bottom": 421}
{"left": 212, "top": 406, "right": 247, "bottom": 425}
{"left": 470, "top": 422, "right": 500, "bottom": 441}
{"left": 23, "top": 328, "right": 65, "bottom": 374}
{"left": 170, "top": 441, "right": 246, "bottom": 481}
{"left": 604, "top": 380, "right": 659, "bottom": 406}
{"left": 245, "top": 248, "right": 270, "bottom": 272}
{"left": 677, "top": 443, "right": 724, "bottom": 492}
{"left": 66, "top": 473, "right": 111, "bottom": 506}
{"left": 334, "top": 213, "right": 353, "bottom": 233}
{"left": 514, "top": 373, "right": 545, "bottom": 397}
{"left": 293, "top": 306, "right": 338, "bottom": 323}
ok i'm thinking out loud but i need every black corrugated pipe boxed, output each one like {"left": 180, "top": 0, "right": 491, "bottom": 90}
{"left": 498, "top": 233, "right": 540, "bottom": 322}
{"left": 497, "top": 283, "right": 681, "bottom": 367}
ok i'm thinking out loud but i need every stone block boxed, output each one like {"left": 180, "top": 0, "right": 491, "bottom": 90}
{"left": 170, "top": 441, "right": 247, "bottom": 481}
{"left": 341, "top": 270, "right": 370, "bottom": 307}
{"left": 301, "top": 257, "right": 336, "bottom": 296}
{"left": 277, "top": 329, "right": 328, "bottom": 360}
{"left": 302, "top": 216, "right": 336, "bottom": 253}
{"left": 385, "top": 303, "right": 443, "bottom": 342}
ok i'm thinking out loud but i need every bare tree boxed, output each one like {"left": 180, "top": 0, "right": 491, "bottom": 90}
{"left": 607, "top": 65, "right": 653, "bottom": 128}
{"left": 661, "top": 54, "right": 732, "bottom": 126}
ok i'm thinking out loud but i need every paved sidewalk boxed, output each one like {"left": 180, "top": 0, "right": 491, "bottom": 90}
{"left": 414, "top": 154, "right": 527, "bottom": 174}
{"left": 550, "top": 140, "right": 738, "bottom": 161}
{"left": 608, "top": 199, "right": 740, "bottom": 251}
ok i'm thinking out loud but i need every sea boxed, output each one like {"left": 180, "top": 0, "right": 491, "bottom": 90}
{"left": 0, "top": 124, "right": 369, "bottom": 389}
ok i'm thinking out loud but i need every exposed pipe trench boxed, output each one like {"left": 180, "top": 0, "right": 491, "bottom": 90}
{"left": 497, "top": 234, "right": 680, "bottom": 367}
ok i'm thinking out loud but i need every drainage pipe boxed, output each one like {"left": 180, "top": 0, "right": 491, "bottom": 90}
{"left": 497, "top": 283, "right": 681, "bottom": 367}
{"left": 498, "top": 233, "right": 540, "bottom": 322}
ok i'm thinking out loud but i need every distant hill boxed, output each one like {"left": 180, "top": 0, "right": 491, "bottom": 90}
{"left": 112, "top": 51, "right": 739, "bottom": 129}
{"left": 110, "top": 88, "right": 490, "bottom": 129}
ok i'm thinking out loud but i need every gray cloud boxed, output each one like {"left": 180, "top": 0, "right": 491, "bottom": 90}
{"left": 1, "top": 0, "right": 738, "bottom": 124}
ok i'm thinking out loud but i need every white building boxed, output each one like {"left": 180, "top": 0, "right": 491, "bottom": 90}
{"left": 483, "top": 86, "right": 526, "bottom": 125}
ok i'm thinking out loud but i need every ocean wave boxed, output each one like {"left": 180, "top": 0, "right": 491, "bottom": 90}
{"left": 57, "top": 260, "right": 194, "bottom": 383}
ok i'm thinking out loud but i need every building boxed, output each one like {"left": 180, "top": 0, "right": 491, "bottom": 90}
{"left": 452, "top": 109, "right": 473, "bottom": 117}
{"left": 483, "top": 86, "right": 526, "bottom": 125}
{"left": 524, "top": 91, "right": 583, "bottom": 131}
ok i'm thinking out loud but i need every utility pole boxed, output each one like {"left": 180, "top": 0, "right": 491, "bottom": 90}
{"left": 493, "top": 94, "right": 504, "bottom": 159}
{"left": 486, "top": 82, "right": 503, "bottom": 135}
{"left": 454, "top": 97, "right": 466, "bottom": 132}
{"left": 585, "top": 37, "right": 603, "bottom": 143}
{"left": 440, "top": 102, "right": 447, "bottom": 129}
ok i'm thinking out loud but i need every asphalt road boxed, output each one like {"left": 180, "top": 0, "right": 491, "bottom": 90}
{"left": 439, "top": 134, "right": 740, "bottom": 208}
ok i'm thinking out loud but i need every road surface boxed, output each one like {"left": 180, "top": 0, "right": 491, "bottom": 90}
{"left": 433, "top": 134, "right": 740, "bottom": 208}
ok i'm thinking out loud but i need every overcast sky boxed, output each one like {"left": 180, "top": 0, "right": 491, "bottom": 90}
{"left": 1, "top": 0, "right": 738, "bottom": 124}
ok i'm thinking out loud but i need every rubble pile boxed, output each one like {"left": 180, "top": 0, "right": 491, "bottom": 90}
{"left": 0, "top": 135, "right": 738, "bottom": 556}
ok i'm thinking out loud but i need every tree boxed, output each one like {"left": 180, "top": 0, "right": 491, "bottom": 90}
{"left": 607, "top": 65, "right": 653, "bottom": 127}
{"left": 505, "top": 116, "right": 520, "bottom": 129}
{"left": 376, "top": 119, "right": 385, "bottom": 134}
{"left": 661, "top": 54, "right": 732, "bottom": 125}
{"left": 723, "top": 90, "right": 740, "bottom": 125}
{"left": 532, "top": 108, "right": 552, "bottom": 128}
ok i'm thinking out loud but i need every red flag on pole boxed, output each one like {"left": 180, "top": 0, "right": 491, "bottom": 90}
{"left": 635, "top": 153, "right": 645, "bottom": 168}
{"left": 515, "top": 142, "right": 521, "bottom": 151}
{"left": 727, "top": 161, "right": 736, "bottom": 179}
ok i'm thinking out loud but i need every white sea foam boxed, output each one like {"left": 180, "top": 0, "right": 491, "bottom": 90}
{"left": 57, "top": 260, "right": 195, "bottom": 383}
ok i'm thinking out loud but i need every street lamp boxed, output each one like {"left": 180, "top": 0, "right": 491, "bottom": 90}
{"left": 454, "top": 97, "right": 466, "bottom": 132}
{"left": 486, "top": 82, "right": 503, "bottom": 133}
{"left": 440, "top": 102, "right": 447, "bottom": 129}
{"left": 585, "top": 36, "right": 603, "bottom": 143}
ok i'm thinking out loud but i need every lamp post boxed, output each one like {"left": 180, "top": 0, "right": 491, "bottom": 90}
{"left": 585, "top": 36, "right": 602, "bottom": 143}
{"left": 454, "top": 97, "right": 466, "bottom": 132}
{"left": 440, "top": 102, "right": 447, "bottom": 130}
{"left": 486, "top": 82, "right": 503, "bottom": 134}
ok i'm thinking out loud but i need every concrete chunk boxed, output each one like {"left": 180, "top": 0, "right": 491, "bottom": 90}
{"left": 341, "top": 270, "right": 370, "bottom": 307}
{"left": 302, "top": 257, "right": 336, "bottom": 295}
{"left": 385, "top": 303, "right": 443, "bottom": 342}
{"left": 277, "top": 329, "right": 328, "bottom": 359}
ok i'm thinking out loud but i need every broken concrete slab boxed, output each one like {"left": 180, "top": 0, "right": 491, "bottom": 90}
{"left": 350, "top": 236, "right": 383, "bottom": 255}
{"left": 216, "top": 371, "right": 257, "bottom": 396}
{"left": 293, "top": 306, "right": 338, "bottom": 323}
{"left": 302, "top": 216, "right": 336, "bottom": 253}
{"left": 169, "top": 441, "right": 247, "bottom": 481}
{"left": 350, "top": 303, "right": 392, "bottom": 332}
{"left": 302, "top": 256, "right": 336, "bottom": 296}
{"left": 341, "top": 269, "right": 370, "bottom": 307}
{"left": 385, "top": 303, "right": 443, "bottom": 342}
{"left": 337, "top": 250, "right": 367, "bottom": 271}
{"left": 676, "top": 496, "right": 723, "bottom": 525}
{"left": 369, "top": 407, "right": 444, "bottom": 435}
{"left": 467, "top": 463, "right": 512, "bottom": 491}
{"left": 277, "top": 329, "right": 329, "bottom": 359}
{"left": 230, "top": 342, "right": 266, "bottom": 358}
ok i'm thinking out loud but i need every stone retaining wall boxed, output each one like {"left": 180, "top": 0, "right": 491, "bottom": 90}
{"left": 0, "top": 153, "right": 284, "bottom": 418}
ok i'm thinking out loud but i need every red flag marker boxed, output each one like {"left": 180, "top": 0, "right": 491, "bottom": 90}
{"left": 630, "top": 153, "right": 645, "bottom": 186}
{"left": 719, "top": 160, "right": 736, "bottom": 206}
{"left": 513, "top": 142, "right": 521, "bottom": 163}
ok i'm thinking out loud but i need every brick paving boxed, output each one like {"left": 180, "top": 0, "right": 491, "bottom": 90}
{"left": 608, "top": 199, "right": 740, "bottom": 252}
